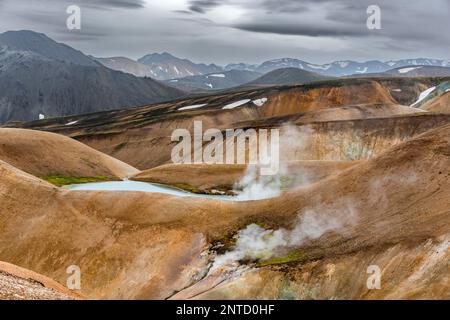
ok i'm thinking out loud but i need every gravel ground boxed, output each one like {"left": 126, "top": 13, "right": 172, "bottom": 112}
{"left": 0, "top": 271, "right": 74, "bottom": 300}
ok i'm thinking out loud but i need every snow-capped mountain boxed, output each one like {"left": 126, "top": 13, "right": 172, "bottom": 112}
{"left": 91, "top": 56, "right": 156, "bottom": 78}
{"left": 97, "top": 51, "right": 450, "bottom": 80}
{"left": 226, "top": 58, "right": 450, "bottom": 77}
{"left": 137, "top": 52, "right": 222, "bottom": 80}
{"left": 385, "top": 58, "right": 450, "bottom": 69}
{"left": 224, "top": 63, "right": 258, "bottom": 72}
{"left": 350, "top": 65, "right": 450, "bottom": 78}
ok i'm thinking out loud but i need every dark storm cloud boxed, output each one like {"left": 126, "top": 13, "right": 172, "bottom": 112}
{"left": 172, "top": 10, "right": 195, "bottom": 15}
{"left": 226, "top": 0, "right": 449, "bottom": 43}
{"left": 235, "top": 23, "right": 364, "bottom": 37}
{"left": 230, "top": 0, "right": 367, "bottom": 37}
{"left": 81, "top": 0, "right": 146, "bottom": 9}
{"left": 189, "top": 0, "right": 222, "bottom": 13}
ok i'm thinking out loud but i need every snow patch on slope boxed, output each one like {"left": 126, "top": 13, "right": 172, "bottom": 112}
{"left": 223, "top": 99, "right": 251, "bottom": 110}
{"left": 398, "top": 66, "right": 422, "bottom": 74}
{"left": 178, "top": 104, "right": 208, "bottom": 111}
{"left": 411, "top": 86, "right": 436, "bottom": 107}
{"left": 307, "top": 64, "right": 331, "bottom": 71}
{"left": 252, "top": 98, "right": 268, "bottom": 107}
{"left": 355, "top": 67, "right": 368, "bottom": 74}
{"left": 209, "top": 74, "right": 226, "bottom": 78}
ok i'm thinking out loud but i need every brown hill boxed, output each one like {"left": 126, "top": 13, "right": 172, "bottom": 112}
{"left": 273, "top": 103, "right": 425, "bottom": 123}
{"left": 257, "top": 80, "right": 396, "bottom": 117}
{"left": 421, "top": 91, "right": 450, "bottom": 113}
{"left": 0, "top": 128, "right": 139, "bottom": 179}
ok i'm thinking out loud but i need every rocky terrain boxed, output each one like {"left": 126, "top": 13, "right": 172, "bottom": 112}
{"left": 1, "top": 72, "right": 449, "bottom": 300}
{"left": 0, "top": 261, "right": 81, "bottom": 300}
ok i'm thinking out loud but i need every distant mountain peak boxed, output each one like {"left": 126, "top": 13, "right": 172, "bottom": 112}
{"left": 137, "top": 52, "right": 222, "bottom": 80}
{"left": 0, "top": 30, "right": 184, "bottom": 124}
{"left": 0, "top": 29, "right": 97, "bottom": 67}
{"left": 246, "top": 67, "right": 331, "bottom": 87}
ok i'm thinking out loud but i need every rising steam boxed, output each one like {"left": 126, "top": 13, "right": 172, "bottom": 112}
{"left": 234, "top": 125, "right": 313, "bottom": 201}
{"left": 214, "top": 169, "right": 419, "bottom": 270}
{"left": 212, "top": 199, "right": 358, "bottom": 270}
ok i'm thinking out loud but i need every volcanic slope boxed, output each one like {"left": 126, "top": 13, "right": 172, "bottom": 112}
{"left": 0, "top": 125, "right": 449, "bottom": 299}
{"left": 422, "top": 92, "right": 450, "bottom": 113}
{"left": 12, "top": 78, "right": 450, "bottom": 169}
{"left": 0, "top": 128, "right": 138, "bottom": 179}
{"left": 173, "top": 124, "right": 450, "bottom": 299}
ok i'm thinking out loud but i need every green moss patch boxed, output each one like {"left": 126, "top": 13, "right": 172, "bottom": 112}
{"left": 172, "top": 183, "right": 202, "bottom": 194}
{"left": 256, "top": 250, "right": 305, "bottom": 267}
{"left": 40, "top": 175, "right": 111, "bottom": 187}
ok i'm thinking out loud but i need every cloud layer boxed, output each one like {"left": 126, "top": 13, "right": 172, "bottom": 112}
{"left": 0, "top": 0, "right": 449, "bottom": 64}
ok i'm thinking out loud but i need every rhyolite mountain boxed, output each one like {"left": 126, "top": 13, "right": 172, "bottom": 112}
{"left": 0, "top": 30, "right": 184, "bottom": 124}
{"left": 138, "top": 52, "right": 222, "bottom": 80}
{"left": 164, "top": 69, "right": 262, "bottom": 92}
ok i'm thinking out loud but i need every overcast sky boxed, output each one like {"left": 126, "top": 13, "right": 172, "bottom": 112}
{"left": 1, "top": 0, "right": 450, "bottom": 65}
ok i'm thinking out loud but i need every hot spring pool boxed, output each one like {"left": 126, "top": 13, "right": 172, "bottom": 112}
{"left": 63, "top": 180, "right": 237, "bottom": 201}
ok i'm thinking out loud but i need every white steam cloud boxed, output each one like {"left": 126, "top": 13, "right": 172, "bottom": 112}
{"left": 214, "top": 170, "right": 419, "bottom": 270}
{"left": 212, "top": 199, "right": 358, "bottom": 270}
{"left": 234, "top": 125, "right": 313, "bottom": 201}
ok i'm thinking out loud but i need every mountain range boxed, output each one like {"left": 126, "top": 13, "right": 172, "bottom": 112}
{"left": 2, "top": 29, "right": 450, "bottom": 124}
{"left": 226, "top": 58, "right": 450, "bottom": 77}
{"left": 0, "top": 30, "right": 184, "bottom": 124}
{"left": 94, "top": 52, "right": 450, "bottom": 80}
{"left": 349, "top": 65, "right": 450, "bottom": 78}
